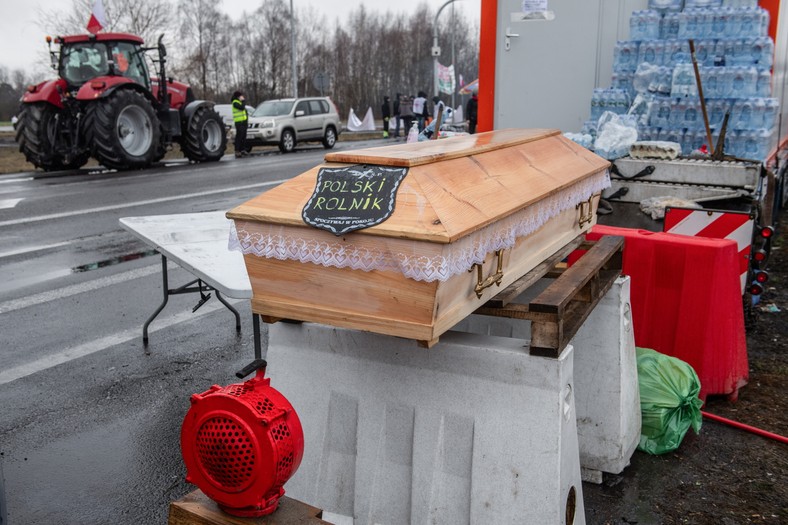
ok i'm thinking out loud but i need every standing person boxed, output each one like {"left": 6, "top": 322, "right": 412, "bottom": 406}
{"left": 399, "top": 94, "right": 414, "bottom": 136}
{"left": 413, "top": 91, "right": 428, "bottom": 131}
{"left": 381, "top": 95, "right": 391, "bottom": 139}
{"left": 431, "top": 96, "right": 446, "bottom": 124}
{"left": 392, "top": 93, "right": 402, "bottom": 139}
{"left": 231, "top": 90, "right": 249, "bottom": 157}
{"left": 466, "top": 90, "right": 479, "bottom": 134}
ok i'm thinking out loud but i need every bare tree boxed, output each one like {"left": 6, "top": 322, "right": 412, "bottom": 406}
{"left": 25, "top": 0, "right": 480, "bottom": 117}
{"left": 177, "top": 0, "right": 224, "bottom": 98}
{"left": 39, "top": 0, "right": 172, "bottom": 47}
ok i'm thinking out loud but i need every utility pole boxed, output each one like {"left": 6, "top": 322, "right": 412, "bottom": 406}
{"left": 433, "top": 0, "right": 461, "bottom": 99}
{"left": 291, "top": 0, "right": 297, "bottom": 98}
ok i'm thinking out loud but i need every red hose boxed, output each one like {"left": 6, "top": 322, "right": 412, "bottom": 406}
{"left": 702, "top": 411, "right": 788, "bottom": 444}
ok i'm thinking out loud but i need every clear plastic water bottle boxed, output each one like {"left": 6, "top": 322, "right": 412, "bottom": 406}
{"left": 671, "top": 64, "right": 697, "bottom": 96}
{"left": 630, "top": 11, "right": 645, "bottom": 40}
{"left": 639, "top": 40, "right": 663, "bottom": 65}
{"left": 657, "top": 66, "right": 673, "bottom": 94}
{"left": 717, "top": 39, "right": 737, "bottom": 64}
{"left": 731, "top": 99, "right": 755, "bottom": 129}
{"left": 711, "top": 8, "right": 728, "bottom": 36}
{"left": 741, "top": 130, "right": 760, "bottom": 159}
{"left": 695, "top": 40, "right": 713, "bottom": 66}
{"left": 661, "top": 13, "right": 680, "bottom": 40}
{"left": 614, "top": 41, "right": 638, "bottom": 72}
{"left": 756, "top": 69, "right": 772, "bottom": 97}
{"left": 665, "top": 40, "right": 690, "bottom": 65}
{"left": 744, "top": 67, "right": 758, "bottom": 96}
{"left": 751, "top": 37, "right": 774, "bottom": 68}
{"left": 590, "top": 88, "right": 603, "bottom": 121}
{"left": 680, "top": 129, "right": 695, "bottom": 154}
{"left": 739, "top": 7, "right": 758, "bottom": 37}
{"left": 697, "top": 10, "right": 711, "bottom": 38}
{"left": 632, "top": 11, "right": 661, "bottom": 41}
{"left": 654, "top": 98, "right": 673, "bottom": 128}
{"left": 406, "top": 122, "right": 419, "bottom": 143}
{"left": 684, "top": 100, "right": 701, "bottom": 130}
{"left": 762, "top": 98, "right": 778, "bottom": 130}
{"left": 679, "top": 10, "right": 698, "bottom": 39}
{"left": 730, "top": 66, "right": 746, "bottom": 97}
{"left": 669, "top": 98, "right": 685, "bottom": 128}
{"left": 750, "top": 97, "right": 766, "bottom": 129}
{"left": 759, "top": 8, "right": 770, "bottom": 37}
{"left": 707, "top": 99, "right": 727, "bottom": 129}
{"left": 726, "top": 8, "right": 741, "bottom": 37}
{"left": 617, "top": 89, "right": 632, "bottom": 113}
{"left": 702, "top": 67, "right": 718, "bottom": 98}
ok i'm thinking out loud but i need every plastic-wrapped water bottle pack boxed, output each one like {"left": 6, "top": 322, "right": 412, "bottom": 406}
{"left": 581, "top": 3, "right": 779, "bottom": 160}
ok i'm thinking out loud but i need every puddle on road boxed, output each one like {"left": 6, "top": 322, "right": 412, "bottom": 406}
{"left": 71, "top": 249, "right": 158, "bottom": 273}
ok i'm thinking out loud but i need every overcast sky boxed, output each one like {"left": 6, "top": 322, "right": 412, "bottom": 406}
{"left": 0, "top": 0, "right": 480, "bottom": 74}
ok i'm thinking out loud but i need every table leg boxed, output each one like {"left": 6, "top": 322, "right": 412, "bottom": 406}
{"left": 253, "top": 314, "right": 268, "bottom": 360}
{"left": 215, "top": 291, "right": 241, "bottom": 332}
{"left": 143, "top": 254, "right": 170, "bottom": 346}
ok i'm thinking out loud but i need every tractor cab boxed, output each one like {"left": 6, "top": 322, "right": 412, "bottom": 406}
{"left": 54, "top": 34, "right": 151, "bottom": 90}
{"left": 18, "top": 32, "right": 226, "bottom": 172}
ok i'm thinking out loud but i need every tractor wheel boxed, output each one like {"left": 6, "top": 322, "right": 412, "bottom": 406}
{"left": 279, "top": 128, "right": 296, "bottom": 153}
{"left": 84, "top": 90, "right": 160, "bottom": 170}
{"left": 16, "top": 102, "right": 89, "bottom": 171}
{"left": 322, "top": 126, "right": 337, "bottom": 149}
{"left": 180, "top": 106, "right": 227, "bottom": 162}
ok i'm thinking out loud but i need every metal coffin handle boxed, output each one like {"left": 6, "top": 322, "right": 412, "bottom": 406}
{"left": 470, "top": 249, "right": 506, "bottom": 298}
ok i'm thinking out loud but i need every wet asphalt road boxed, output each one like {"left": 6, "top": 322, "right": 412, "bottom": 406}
{"left": 0, "top": 140, "right": 380, "bottom": 525}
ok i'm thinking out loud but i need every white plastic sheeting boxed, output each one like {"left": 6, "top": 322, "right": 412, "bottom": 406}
{"left": 346, "top": 107, "right": 376, "bottom": 131}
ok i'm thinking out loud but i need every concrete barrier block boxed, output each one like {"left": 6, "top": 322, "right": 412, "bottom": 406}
{"left": 267, "top": 323, "right": 585, "bottom": 525}
{"left": 452, "top": 276, "right": 641, "bottom": 479}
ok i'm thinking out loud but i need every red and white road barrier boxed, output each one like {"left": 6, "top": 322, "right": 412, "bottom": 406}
{"left": 664, "top": 207, "right": 755, "bottom": 293}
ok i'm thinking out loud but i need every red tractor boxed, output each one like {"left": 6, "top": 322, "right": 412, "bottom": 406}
{"left": 16, "top": 33, "right": 226, "bottom": 171}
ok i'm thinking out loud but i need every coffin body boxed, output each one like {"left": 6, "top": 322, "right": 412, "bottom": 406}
{"left": 228, "top": 129, "right": 610, "bottom": 343}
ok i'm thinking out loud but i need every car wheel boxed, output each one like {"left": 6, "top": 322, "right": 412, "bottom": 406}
{"left": 322, "top": 126, "right": 337, "bottom": 149}
{"left": 279, "top": 129, "right": 295, "bottom": 153}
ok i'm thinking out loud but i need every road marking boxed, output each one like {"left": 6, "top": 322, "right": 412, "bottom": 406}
{"left": 0, "top": 198, "right": 23, "bottom": 209}
{"left": 0, "top": 179, "right": 288, "bottom": 227}
{"left": 0, "top": 240, "right": 74, "bottom": 259}
{"left": 0, "top": 178, "right": 33, "bottom": 184}
{"left": 0, "top": 264, "right": 161, "bottom": 314}
{"left": 0, "top": 299, "right": 238, "bottom": 385}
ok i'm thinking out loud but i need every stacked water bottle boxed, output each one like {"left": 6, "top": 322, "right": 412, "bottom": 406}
{"left": 579, "top": 0, "right": 779, "bottom": 161}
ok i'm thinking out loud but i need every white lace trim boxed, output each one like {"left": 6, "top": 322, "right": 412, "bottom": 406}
{"left": 229, "top": 170, "right": 610, "bottom": 282}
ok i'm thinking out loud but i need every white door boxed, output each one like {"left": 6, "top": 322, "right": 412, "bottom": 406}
{"left": 493, "top": 0, "right": 647, "bottom": 133}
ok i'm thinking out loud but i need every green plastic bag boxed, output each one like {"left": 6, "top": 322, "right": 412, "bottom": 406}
{"left": 636, "top": 347, "right": 703, "bottom": 455}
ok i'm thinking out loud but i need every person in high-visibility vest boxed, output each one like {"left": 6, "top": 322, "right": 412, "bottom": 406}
{"left": 231, "top": 91, "right": 249, "bottom": 158}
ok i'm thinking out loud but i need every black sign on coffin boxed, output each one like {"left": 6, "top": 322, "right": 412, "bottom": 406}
{"left": 302, "top": 165, "right": 409, "bottom": 235}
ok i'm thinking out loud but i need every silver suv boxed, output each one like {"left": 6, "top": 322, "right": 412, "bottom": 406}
{"left": 247, "top": 97, "right": 341, "bottom": 153}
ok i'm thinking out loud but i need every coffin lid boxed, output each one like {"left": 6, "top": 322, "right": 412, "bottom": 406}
{"left": 226, "top": 128, "right": 610, "bottom": 243}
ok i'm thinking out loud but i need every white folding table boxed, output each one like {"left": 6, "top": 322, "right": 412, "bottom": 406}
{"left": 119, "top": 211, "right": 263, "bottom": 359}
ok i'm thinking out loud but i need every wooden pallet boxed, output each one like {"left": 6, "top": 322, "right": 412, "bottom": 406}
{"left": 474, "top": 235, "right": 624, "bottom": 358}
{"left": 168, "top": 490, "right": 331, "bottom": 525}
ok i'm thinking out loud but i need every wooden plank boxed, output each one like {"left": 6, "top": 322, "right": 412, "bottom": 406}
{"left": 323, "top": 128, "right": 560, "bottom": 167}
{"left": 168, "top": 490, "right": 330, "bottom": 525}
{"left": 485, "top": 235, "right": 584, "bottom": 307}
{"left": 530, "top": 267, "right": 620, "bottom": 357}
{"left": 529, "top": 235, "right": 624, "bottom": 315}
{"left": 473, "top": 236, "right": 624, "bottom": 358}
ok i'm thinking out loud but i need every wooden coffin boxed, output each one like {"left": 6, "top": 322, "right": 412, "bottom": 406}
{"left": 227, "top": 128, "right": 610, "bottom": 345}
